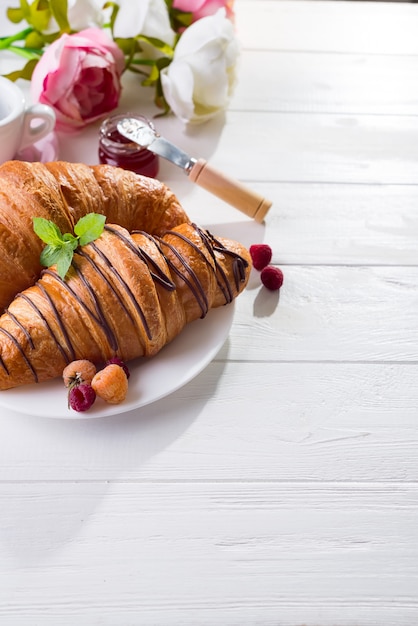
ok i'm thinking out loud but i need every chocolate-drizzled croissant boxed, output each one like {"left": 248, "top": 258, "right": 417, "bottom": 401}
{"left": 0, "top": 160, "right": 189, "bottom": 311}
{"left": 0, "top": 223, "right": 251, "bottom": 390}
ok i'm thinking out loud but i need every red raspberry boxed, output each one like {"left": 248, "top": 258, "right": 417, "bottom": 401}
{"left": 106, "top": 356, "right": 130, "bottom": 379}
{"left": 249, "top": 244, "right": 272, "bottom": 271}
{"left": 261, "top": 266, "right": 284, "bottom": 291}
{"left": 68, "top": 383, "right": 96, "bottom": 412}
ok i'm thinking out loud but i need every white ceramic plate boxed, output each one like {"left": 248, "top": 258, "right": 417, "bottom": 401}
{"left": 0, "top": 304, "right": 234, "bottom": 419}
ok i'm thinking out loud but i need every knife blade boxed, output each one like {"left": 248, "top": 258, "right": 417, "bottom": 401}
{"left": 117, "top": 117, "right": 272, "bottom": 223}
{"left": 117, "top": 117, "right": 196, "bottom": 172}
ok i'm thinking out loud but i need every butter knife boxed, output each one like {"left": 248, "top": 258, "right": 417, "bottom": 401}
{"left": 117, "top": 117, "right": 272, "bottom": 223}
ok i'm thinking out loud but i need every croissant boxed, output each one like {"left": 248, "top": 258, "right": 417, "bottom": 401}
{"left": 0, "top": 222, "right": 251, "bottom": 390}
{"left": 0, "top": 160, "right": 189, "bottom": 311}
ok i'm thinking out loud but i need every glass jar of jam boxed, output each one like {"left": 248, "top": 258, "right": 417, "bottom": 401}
{"left": 98, "top": 113, "right": 159, "bottom": 178}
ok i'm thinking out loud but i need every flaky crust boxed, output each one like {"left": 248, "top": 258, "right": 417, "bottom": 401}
{"left": 0, "top": 160, "right": 189, "bottom": 310}
{"left": 0, "top": 223, "right": 251, "bottom": 389}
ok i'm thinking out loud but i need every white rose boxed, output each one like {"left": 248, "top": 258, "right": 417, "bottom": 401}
{"left": 67, "top": 0, "right": 105, "bottom": 30}
{"left": 160, "top": 9, "right": 239, "bottom": 124}
{"left": 112, "top": 0, "right": 175, "bottom": 48}
{"left": 46, "top": 0, "right": 105, "bottom": 32}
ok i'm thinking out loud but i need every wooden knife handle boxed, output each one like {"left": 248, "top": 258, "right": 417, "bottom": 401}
{"left": 188, "top": 158, "right": 272, "bottom": 223}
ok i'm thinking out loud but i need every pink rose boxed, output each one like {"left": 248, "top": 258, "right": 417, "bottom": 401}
{"left": 31, "top": 29, "right": 125, "bottom": 132}
{"left": 172, "top": 0, "right": 234, "bottom": 22}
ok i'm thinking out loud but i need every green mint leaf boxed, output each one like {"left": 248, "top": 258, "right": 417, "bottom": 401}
{"left": 34, "top": 214, "right": 106, "bottom": 280}
{"left": 74, "top": 213, "right": 106, "bottom": 246}
{"left": 33, "top": 217, "right": 64, "bottom": 246}
{"left": 40, "top": 241, "right": 76, "bottom": 279}
{"left": 56, "top": 246, "right": 74, "bottom": 280}
{"left": 39, "top": 243, "right": 63, "bottom": 268}
{"left": 63, "top": 233, "right": 79, "bottom": 250}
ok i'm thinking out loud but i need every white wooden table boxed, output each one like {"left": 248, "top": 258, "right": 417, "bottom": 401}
{"left": 1, "top": 0, "right": 418, "bottom": 623}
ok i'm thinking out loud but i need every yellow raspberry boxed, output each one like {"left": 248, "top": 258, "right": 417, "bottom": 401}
{"left": 63, "top": 359, "right": 97, "bottom": 388}
{"left": 91, "top": 364, "right": 128, "bottom": 404}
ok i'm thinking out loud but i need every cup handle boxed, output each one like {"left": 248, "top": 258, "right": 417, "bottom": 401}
{"left": 19, "top": 104, "right": 56, "bottom": 151}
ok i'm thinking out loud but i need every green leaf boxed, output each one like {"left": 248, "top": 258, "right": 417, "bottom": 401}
{"left": 49, "top": 0, "right": 70, "bottom": 33}
{"left": 164, "top": 0, "right": 193, "bottom": 32}
{"left": 0, "top": 26, "right": 33, "bottom": 49}
{"left": 6, "top": 7, "right": 24, "bottom": 23}
{"left": 29, "top": 0, "right": 52, "bottom": 32}
{"left": 114, "top": 36, "right": 140, "bottom": 57}
{"left": 169, "top": 9, "right": 193, "bottom": 32}
{"left": 141, "top": 63, "right": 159, "bottom": 87}
{"left": 25, "top": 30, "right": 45, "bottom": 48}
{"left": 19, "top": 0, "right": 32, "bottom": 16}
{"left": 33, "top": 214, "right": 106, "bottom": 280}
{"left": 33, "top": 217, "right": 65, "bottom": 246}
{"left": 74, "top": 213, "right": 106, "bottom": 247}
{"left": 39, "top": 240, "right": 76, "bottom": 279}
{"left": 2, "top": 57, "right": 39, "bottom": 82}
{"left": 39, "top": 243, "right": 63, "bottom": 268}
{"left": 103, "top": 1, "right": 120, "bottom": 37}
{"left": 62, "top": 232, "right": 79, "bottom": 249}
{"left": 7, "top": 0, "right": 31, "bottom": 25}
{"left": 136, "top": 34, "right": 174, "bottom": 57}
{"left": 56, "top": 246, "right": 74, "bottom": 279}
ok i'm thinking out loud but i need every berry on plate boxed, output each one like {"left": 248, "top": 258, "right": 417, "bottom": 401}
{"left": 105, "top": 356, "right": 130, "bottom": 379}
{"left": 92, "top": 363, "right": 128, "bottom": 405}
{"left": 63, "top": 359, "right": 96, "bottom": 388}
{"left": 68, "top": 383, "right": 96, "bottom": 412}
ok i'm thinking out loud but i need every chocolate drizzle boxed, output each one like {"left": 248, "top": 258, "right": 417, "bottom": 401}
{"left": 42, "top": 267, "right": 119, "bottom": 352}
{"left": 0, "top": 223, "right": 249, "bottom": 384}
{"left": 156, "top": 224, "right": 249, "bottom": 317}
{"left": 37, "top": 283, "right": 76, "bottom": 362}
{"left": 192, "top": 227, "right": 233, "bottom": 304}
{"left": 17, "top": 291, "right": 70, "bottom": 365}
{"left": 0, "top": 326, "right": 38, "bottom": 383}
{"left": 105, "top": 225, "right": 175, "bottom": 291}
{"left": 88, "top": 241, "right": 152, "bottom": 341}
{"left": 155, "top": 234, "right": 209, "bottom": 318}
{"left": 6, "top": 309, "right": 34, "bottom": 350}
{"left": 200, "top": 227, "right": 249, "bottom": 292}
{"left": 72, "top": 252, "right": 126, "bottom": 349}
{"left": 0, "top": 352, "right": 8, "bottom": 376}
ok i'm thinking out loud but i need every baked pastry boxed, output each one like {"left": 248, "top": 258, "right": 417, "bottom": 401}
{"left": 0, "top": 222, "right": 251, "bottom": 390}
{"left": 0, "top": 160, "right": 189, "bottom": 311}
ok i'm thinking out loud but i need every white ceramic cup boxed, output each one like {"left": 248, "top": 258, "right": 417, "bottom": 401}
{"left": 0, "top": 76, "right": 56, "bottom": 164}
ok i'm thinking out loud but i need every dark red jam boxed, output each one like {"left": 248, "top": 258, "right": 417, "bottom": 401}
{"left": 98, "top": 114, "right": 159, "bottom": 178}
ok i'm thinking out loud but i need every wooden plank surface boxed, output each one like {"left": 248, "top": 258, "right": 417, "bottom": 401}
{"left": 1, "top": 360, "right": 418, "bottom": 481}
{"left": 236, "top": 0, "right": 418, "bottom": 54}
{"left": 0, "top": 482, "right": 417, "bottom": 625}
{"left": 233, "top": 51, "right": 418, "bottom": 115}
